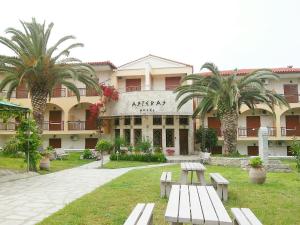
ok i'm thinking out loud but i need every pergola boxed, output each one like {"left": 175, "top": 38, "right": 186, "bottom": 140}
{"left": 0, "top": 101, "right": 31, "bottom": 171}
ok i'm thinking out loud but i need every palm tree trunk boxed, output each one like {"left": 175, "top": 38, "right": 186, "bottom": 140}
{"left": 222, "top": 110, "right": 238, "bottom": 155}
{"left": 31, "top": 87, "right": 48, "bottom": 134}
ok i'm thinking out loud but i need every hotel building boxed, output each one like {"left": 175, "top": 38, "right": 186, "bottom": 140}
{"left": 0, "top": 55, "right": 300, "bottom": 156}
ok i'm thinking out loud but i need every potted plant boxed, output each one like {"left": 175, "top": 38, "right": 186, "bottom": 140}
{"left": 166, "top": 148, "right": 175, "bottom": 156}
{"left": 96, "top": 139, "right": 113, "bottom": 167}
{"left": 249, "top": 157, "right": 266, "bottom": 184}
{"left": 39, "top": 146, "right": 54, "bottom": 170}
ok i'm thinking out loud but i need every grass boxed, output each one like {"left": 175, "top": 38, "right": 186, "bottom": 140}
{"left": 39, "top": 160, "right": 300, "bottom": 225}
{"left": 0, "top": 152, "right": 93, "bottom": 174}
{"left": 103, "top": 160, "right": 161, "bottom": 169}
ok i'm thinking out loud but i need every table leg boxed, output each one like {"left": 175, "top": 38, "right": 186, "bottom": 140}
{"left": 180, "top": 171, "right": 188, "bottom": 184}
{"left": 196, "top": 171, "right": 206, "bottom": 185}
{"left": 191, "top": 171, "right": 193, "bottom": 184}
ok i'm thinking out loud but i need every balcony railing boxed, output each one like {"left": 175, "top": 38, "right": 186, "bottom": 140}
{"left": 68, "top": 88, "right": 99, "bottom": 97}
{"left": 165, "top": 85, "right": 179, "bottom": 91}
{"left": 0, "top": 122, "right": 18, "bottom": 131}
{"left": 51, "top": 88, "right": 66, "bottom": 97}
{"left": 281, "top": 127, "right": 300, "bottom": 136}
{"left": 238, "top": 127, "right": 276, "bottom": 137}
{"left": 126, "top": 86, "right": 141, "bottom": 92}
{"left": 43, "top": 121, "right": 64, "bottom": 131}
{"left": 68, "top": 121, "right": 97, "bottom": 130}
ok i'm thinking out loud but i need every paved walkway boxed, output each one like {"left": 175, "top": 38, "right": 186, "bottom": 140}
{"left": 0, "top": 158, "right": 173, "bottom": 225}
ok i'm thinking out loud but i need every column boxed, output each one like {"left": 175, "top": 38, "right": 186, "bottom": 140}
{"left": 145, "top": 62, "right": 151, "bottom": 91}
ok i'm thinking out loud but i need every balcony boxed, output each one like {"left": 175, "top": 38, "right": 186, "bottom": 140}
{"left": 238, "top": 127, "right": 276, "bottom": 137}
{"left": 43, "top": 121, "right": 64, "bottom": 131}
{"left": 68, "top": 121, "right": 97, "bottom": 130}
{"left": 126, "top": 86, "right": 141, "bottom": 92}
{"left": 0, "top": 122, "right": 18, "bottom": 131}
{"left": 281, "top": 127, "right": 300, "bottom": 136}
{"left": 51, "top": 88, "right": 66, "bottom": 97}
{"left": 68, "top": 88, "right": 98, "bottom": 97}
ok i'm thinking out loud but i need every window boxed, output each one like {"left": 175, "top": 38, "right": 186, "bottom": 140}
{"left": 153, "top": 116, "right": 162, "bottom": 125}
{"left": 166, "top": 129, "right": 175, "bottom": 147}
{"left": 153, "top": 129, "right": 162, "bottom": 147}
{"left": 124, "top": 117, "right": 131, "bottom": 125}
{"left": 134, "top": 129, "right": 142, "bottom": 145}
{"left": 165, "top": 116, "right": 174, "bottom": 125}
{"left": 126, "top": 79, "right": 141, "bottom": 92}
{"left": 114, "top": 129, "right": 120, "bottom": 138}
{"left": 114, "top": 118, "right": 120, "bottom": 126}
{"left": 124, "top": 129, "right": 131, "bottom": 145}
{"left": 165, "top": 77, "right": 181, "bottom": 91}
{"left": 179, "top": 116, "right": 189, "bottom": 125}
{"left": 134, "top": 116, "right": 142, "bottom": 125}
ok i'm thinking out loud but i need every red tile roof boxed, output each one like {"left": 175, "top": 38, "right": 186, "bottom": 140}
{"left": 87, "top": 61, "right": 117, "bottom": 69}
{"left": 200, "top": 67, "right": 300, "bottom": 76}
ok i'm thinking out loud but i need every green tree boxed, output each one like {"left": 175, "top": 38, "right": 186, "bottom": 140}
{"left": 176, "top": 63, "right": 289, "bottom": 154}
{"left": 290, "top": 138, "right": 300, "bottom": 172}
{"left": 0, "top": 18, "right": 101, "bottom": 133}
{"left": 16, "top": 118, "right": 41, "bottom": 171}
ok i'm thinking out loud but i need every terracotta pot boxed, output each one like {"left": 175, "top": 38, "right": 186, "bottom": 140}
{"left": 249, "top": 167, "right": 266, "bottom": 184}
{"left": 40, "top": 157, "right": 50, "bottom": 170}
{"left": 167, "top": 151, "right": 175, "bottom": 156}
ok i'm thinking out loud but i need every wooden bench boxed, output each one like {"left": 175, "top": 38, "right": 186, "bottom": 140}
{"left": 210, "top": 173, "right": 229, "bottom": 201}
{"left": 160, "top": 172, "right": 172, "bottom": 198}
{"left": 231, "top": 208, "right": 263, "bottom": 225}
{"left": 124, "top": 203, "right": 155, "bottom": 225}
{"left": 54, "top": 148, "right": 69, "bottom": 160}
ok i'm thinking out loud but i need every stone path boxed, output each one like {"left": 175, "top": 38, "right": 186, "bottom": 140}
{"left": 0, "top": 158, "right": 173, "bottom": 225}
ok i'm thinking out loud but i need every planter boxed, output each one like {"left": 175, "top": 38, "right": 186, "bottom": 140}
{"left": 49, "top": 153, "right": 55, "bottom": 161}
{"left": 249, "top": 167, "right": 266, "bottom": 184}
{"left": 40, "top": 157, "right": 50, "bottom": 170}
{"left": 166, "top": 149, "right": 175, "bottom": 156}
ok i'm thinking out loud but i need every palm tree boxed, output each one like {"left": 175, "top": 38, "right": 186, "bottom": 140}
{"left": 176, "top": 63, "right": 289, "bottom": 155}
{"left": 0, "top": 19, "right": 101, "bottom": 133}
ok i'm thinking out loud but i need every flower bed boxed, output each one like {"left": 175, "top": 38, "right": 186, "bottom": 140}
{"left": 110, "top": 153, "right": 167, "bottom": 162}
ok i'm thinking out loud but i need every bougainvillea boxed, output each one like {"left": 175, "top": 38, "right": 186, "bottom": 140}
{"left": 88, "top": 84, "right": 119, "bottom": 125}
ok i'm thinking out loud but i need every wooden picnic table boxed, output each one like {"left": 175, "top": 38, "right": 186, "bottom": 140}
{"left": 165, "top": 185, "right": 232, "bottom": 225}
{"left": 180, "top": 162, "right": 206, "bottom": 185}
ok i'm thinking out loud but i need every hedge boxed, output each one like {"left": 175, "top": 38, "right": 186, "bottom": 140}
{"left": 110, "top": 153, "right": 167, "bottom": 162}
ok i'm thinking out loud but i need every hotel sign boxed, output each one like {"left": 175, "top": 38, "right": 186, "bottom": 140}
{"left": 131, "top": 100, "right": 166, "bottom": 113}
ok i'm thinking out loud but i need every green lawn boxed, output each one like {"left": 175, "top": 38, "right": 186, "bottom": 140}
{"left": 0, "top": 152, "right": 93, "bottom": 174}
{"left": 103, "top": 160, "right": 161, "bottom": 169}
{"left": 39, "top": 161, "right": 300, "bottom": 225}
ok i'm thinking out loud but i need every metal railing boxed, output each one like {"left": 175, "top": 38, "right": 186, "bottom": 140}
{"left": 280, "top": 94, "right": 300, "bottom": 103}
{"left": 126, "top": 86, "right": 141, "bottom": 92}
{"left": 0, "top": 122, "right": 18, "bottom": 131}
{"left": 51, "top": 88, "right": 66, "bottom": 97}
{"left": 238, "top": 127, "right": 276, "bottom": 137}
{"left": 281, "top": 127, "right": 300, "bottom": 136}
{"left": 67, "top": 121, "right": 97, "bottom": 130}
{"left": 68, "top": 88, "right": 99, "bottom": 97}
{"left": 43, "top": 121, "right": 64, "bottom": 131}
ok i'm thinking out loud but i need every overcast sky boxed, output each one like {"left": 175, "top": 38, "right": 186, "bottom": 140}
{"left": 0, "top": 0, "right": 299, "bottom": 71}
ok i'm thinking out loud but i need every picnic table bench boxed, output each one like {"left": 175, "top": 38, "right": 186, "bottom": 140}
{"left": 210, "top": 173, "right": 229, "bottom": 201}
{"left": 231, "top": 208, "right": 263, "bottom": 225}
{"left": 124, "top": 203, "right": 155, "bottom": 225}
{"left": 180, "top": 162, "right": 206, "bottom": 185}
{"left": 160, "top": 172, "right": 172, "bottom": 198}
{"left": 165, "top": 185, "right": 232, "bottom": 225}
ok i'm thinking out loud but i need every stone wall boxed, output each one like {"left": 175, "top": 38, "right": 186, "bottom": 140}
{"left": 210, "top": 157, "right": 245, "bottom": 167}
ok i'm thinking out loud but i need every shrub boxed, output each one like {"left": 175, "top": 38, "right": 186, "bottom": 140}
{"left": 2, "top": 137, "right": 21, "bottom": 157}
{"left": 135, "top": 139, "right": 152, "bottom": 153}
{"left": 113, "top": 137, "right": 126, "bottom": 153}
{"left": 290, "top": 139, "right": 300, "bottom": 172}
{"left": 153, "top": 146, "right": 162, "bottom": 154}
{"left": 110, "top": 153, "right": 167, "bottom": 162}
{"left": 82, "top": 149, "right": 94, "bottom": 159}
{"left": 95, "top": 139, "right": 113, "bottom": 153}
{"left": 249, "top": 157, "right": 263, "bottom": 168}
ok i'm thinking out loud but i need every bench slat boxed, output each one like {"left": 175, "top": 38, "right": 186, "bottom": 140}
{"left": 189, "top": 185, "right": 204, "bottom": 224}
{"left": 231, "top": 208, "right": 252, "bottom": 225}
{"left": 197, "top": 186, "right": 219, "bottom": 225}
{"left": 178, "top": 185, "right": 190, "bottom": 223}
{"left": 210, "top": 173, "right": 229, "bottom": 184}
{"left": 165, "top": 185, "right": 180, "bottom": 222}
{"left": 136, "top": 203, "right": 155, "bottom": 225}
{"left": 206, "top": 186, "right": 232, "bottom": 225}
{"left": 124, "top": 203, "right": 145, "bottom": 225}
{"left": 241, "top": 208, "right": 263, "bottom": 225}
